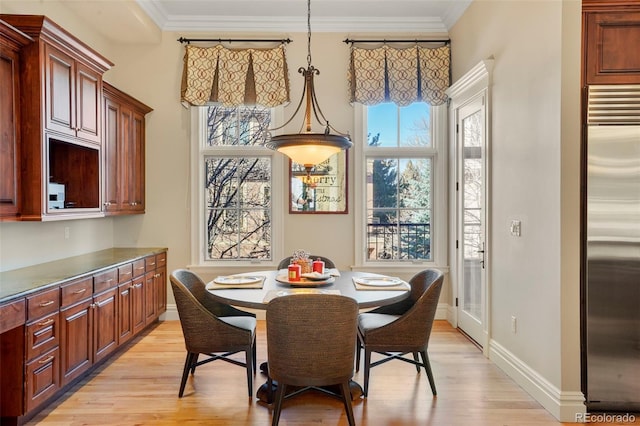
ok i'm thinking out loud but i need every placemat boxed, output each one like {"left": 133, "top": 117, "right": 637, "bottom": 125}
{"left": 206, "top": 275, "right": 266, "bottom": 290}
{"left": 352, "top": 277, "right": 410, "bottom": 291}
{"left": 263, "top": 289, "right": 341, "bottom": 303}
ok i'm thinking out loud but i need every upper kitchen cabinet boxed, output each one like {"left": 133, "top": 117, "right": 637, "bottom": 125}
{"left": 0, "top": 20, "right": 32, "bottom": 221}
{"left": 583, "top": 1, "right": 640, "bottom": 84}
{"left": 103, "top": 83, "right": 153, "bottom": 215}
{"left": 0, "top": 14, "right": 113, "bottom": 220}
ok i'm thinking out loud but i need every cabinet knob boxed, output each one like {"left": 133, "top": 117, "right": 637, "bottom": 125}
{"left": 104, "top": 202, "right": 112, "bottom": 207}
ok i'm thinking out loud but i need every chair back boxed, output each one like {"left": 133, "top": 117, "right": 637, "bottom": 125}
{"left": 266, "top": 294, "right": 358, "bottom": 387}
{"left": 276, "top": 255, "right": 336, "bottom": 270}
{"left": 171, "top": 269, "right": 254, "bottom": 318}
{"left": 170, "top": 270, "right": 254, "bottom": 353}
{"left": 366, "top": 269, "right": 444, "bottom": 348}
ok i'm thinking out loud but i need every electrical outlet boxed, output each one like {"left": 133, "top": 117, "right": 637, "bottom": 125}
{"left": 511, "top": 315, "right": 517, "bottom": 333}
{"left": 510, "top": 220, "right": 521, "bottom": 237}
{"left": 64, "top": 227, "right": 70, "bottom": 240}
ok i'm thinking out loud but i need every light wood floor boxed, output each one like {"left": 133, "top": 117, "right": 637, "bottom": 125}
{"left": 26, "top": 320, "right": 637, "bottom": 426}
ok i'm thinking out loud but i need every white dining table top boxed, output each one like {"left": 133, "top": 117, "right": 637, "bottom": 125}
{"left": 207, "top": 270, "right": 410, "bottom": 310}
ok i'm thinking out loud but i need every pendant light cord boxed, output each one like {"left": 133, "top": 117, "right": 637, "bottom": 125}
{"left": 307, "top": 0, "right": 312, "bottom": 67}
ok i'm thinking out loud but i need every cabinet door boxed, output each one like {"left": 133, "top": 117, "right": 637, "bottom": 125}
{"left": 93, "top": 288, "right": 118, "bottom": 364}
{"left": 129, "top": 110, "right": 146, "bottom": 212}
{"left": 119, "top": 105, "right": 135, "bottom": 211}
{"left": 45, "top": 44, "right": 75, "bottom": 138}
{"left": 75, "top": 62, "right": 101, "bottom": 143}
{"left": 103, "top": 97, "right": 120, "bottom": 212}
{"left": 584, "top": 11, "right": 640, "bottom": 84}
{"left": 155, "top": 266, "right": 167, "bottom": 315}
{"left": 131, "top": 275, "right": 146, "bottom": 335}
{"left": 118, "top": 281, "right": 134, "bottom": 345}
{"left": 25, "top": 347, "right": 60, "bottom": 413}
{"left": 60, "top": 299, "right": 92, "bottom": 386}
{"left": 144, "top": 271, "right": 157, "bottom": 325}
{"left": 0, "top": 43, "right": 21, "bottom": 219}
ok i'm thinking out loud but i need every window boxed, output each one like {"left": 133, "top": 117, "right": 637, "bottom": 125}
{"left": 191, "top": 105, "right": 283, "bottom": 265}
{"left": 356, "top": 102, "right": 447, "bottom": 265}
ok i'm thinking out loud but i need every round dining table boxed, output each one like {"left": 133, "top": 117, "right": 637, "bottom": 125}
{"left": 206, "top": 269, "right": 411, "bottom": 403}
{"left": 207, "top": 269, "right": 410, "bottom": 310}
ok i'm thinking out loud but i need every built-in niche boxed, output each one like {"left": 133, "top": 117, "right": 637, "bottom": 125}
{"left": 47, "top": 137, "right": 100, "bottom": 211}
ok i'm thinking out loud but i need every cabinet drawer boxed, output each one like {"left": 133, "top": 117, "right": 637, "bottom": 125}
{"left": 132, "top": 259, "right": 146, "bottom": 278}
{"left": 61, "top": 277, "right": 92, "bottom": 308}
{"left": 26, "top": 311, "right": 60, "bottom": 361}
{"left": 118, "top": 263, "right": 133, "bottom": 283}
{"left": 27, "top": 288, "right": 60, "bottom": 321}
{"left": 93, "top": 269, "right": 117, "bottom": 294}
{"left": 156, "top": 252, "right": 167, "bottom": 269}
{"left": 0, "top": 298, "right": 26, "bottom": 333}
{"left": 25, "top": 346, "right": 60, "bottom": 413}
{"left": 144, "top": 255, "right": 157, "bottom": 271}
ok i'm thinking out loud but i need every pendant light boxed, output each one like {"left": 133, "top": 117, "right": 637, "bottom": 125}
{"left": 266, "top": 0, "right": 352, "bottom": 175}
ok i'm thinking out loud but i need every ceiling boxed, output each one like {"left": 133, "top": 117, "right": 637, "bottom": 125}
{"left": 136, "top": 0, "right": 471, "bottom": 33}
{"left": 51, "top": 0, "right": 471, "bottom": 45}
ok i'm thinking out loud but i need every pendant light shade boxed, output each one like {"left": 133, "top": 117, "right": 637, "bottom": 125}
{"left": 266, "top": 0, "right": 352, "bottom": 172}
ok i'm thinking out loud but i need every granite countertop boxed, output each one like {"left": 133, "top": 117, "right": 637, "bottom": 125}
{"left": 0, "top": 247, "right": 167, "bottom": 303}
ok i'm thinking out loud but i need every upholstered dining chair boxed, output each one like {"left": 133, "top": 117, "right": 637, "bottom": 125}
{"left": 356, "top": 268, "right": 444, "bottom": 397}
{"left": 170, "top": 269, "right": 256, "bottom": 398}
{"left": 276, "top": 255, "right": 336, "bottom": 270}
{"left": 266, "top": 294, "right": 358, "bottom": 426}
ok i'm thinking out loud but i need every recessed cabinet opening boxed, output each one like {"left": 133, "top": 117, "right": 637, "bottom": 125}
{"left": 48, "top": 138, "right": 100, "bottom": 211}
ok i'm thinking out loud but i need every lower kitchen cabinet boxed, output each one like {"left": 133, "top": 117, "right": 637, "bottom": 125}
{"left": 0, "top": 248, "right": 167, "bottom": 425}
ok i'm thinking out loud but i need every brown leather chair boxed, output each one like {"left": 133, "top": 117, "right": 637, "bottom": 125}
{"left": 276, "top": 255, "right": 336, "bottom": 270}
{"left": 266, "top": 294, "right": 358, "bottom": 426}
{"left": 356, "top": 269, "right": 444, "bottom": 397}
{"left": 170, "top": 269, "right": 256, "bottom": 398}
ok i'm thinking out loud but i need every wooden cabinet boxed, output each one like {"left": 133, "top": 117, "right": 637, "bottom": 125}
{"left": 24, "top": 287, "right": 61, "bottom": 413}
{"left": 0, "top": 248, "right": 167, "bottom": 424}
{"left": 583, "top": 1, "right": 640, "bottom": 84}
{"left": 103, "top": 83, "right": 152, "bottom": 215}
{"left": 0, "top": 20, "right": 32, "bottom": 220}
{"left": 45, "top": 44, "right": 102, "bottom": 144}
{"left": 0, "top": 14, "right": 112, "bottom": 220}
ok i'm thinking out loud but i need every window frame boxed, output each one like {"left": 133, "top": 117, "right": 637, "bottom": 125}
{"left": 353, "top": 103, "right": 448, "bottom": 271}
{"left": 189, "top": 105, "right": 285, "bottom": 269}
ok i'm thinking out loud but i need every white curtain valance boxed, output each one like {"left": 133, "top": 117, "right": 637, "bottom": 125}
{"left": 181, "top": 44, "right": 290, "bottom": 107}
{"left": 349, "top": 44, "right": 450, "bottom": 106}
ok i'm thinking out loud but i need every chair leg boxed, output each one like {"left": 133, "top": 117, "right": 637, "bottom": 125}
{"left": 246, "top": 347, "right": 254, "bottom": 397}
{"left": 271, "top": 382, "right": 286, "bottom": 426}
{"left": 420, "top": 351, "right": 437, "bottom": 396}
{"left": 355, "top": 336, "right": 361, "bottom": 372}
{"left": 341, "top": 381, "right": 356, "bottom": 426}
{"left": 363, "top": 348, "right": 372, "bottom": 397}
{"left": 179, "top": 352, "right": 196, "bottom": 398}
{"left": 252, "top": 335, "right": 257, "bottom": 373}
{"left": 190, "top": 353, "right": 199, "bottom": 374}
{"left": 413, "top": 352, "right": 421, "bottom": 372}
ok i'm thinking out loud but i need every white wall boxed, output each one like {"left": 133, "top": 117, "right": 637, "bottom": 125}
{"left": 449, "top": 0, "right": 583, "bottom": 421}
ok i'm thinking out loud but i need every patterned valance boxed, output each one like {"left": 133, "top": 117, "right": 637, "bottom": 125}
{"left": 181, "top": 44, "right": 290, "bottom": 107}
{"left": 348, "top": 44, "right": 450, "bottom": 106}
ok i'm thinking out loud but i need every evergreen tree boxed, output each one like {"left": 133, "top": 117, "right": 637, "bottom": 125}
{"left": 368, "top": 133, "right": 397, "bottom": 224}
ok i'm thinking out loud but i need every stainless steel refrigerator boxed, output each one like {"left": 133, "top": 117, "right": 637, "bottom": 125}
{"left": 585, "top": 85, "right": 640, "bottom": 412}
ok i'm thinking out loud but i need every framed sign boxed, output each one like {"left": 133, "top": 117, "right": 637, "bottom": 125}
{"left": 289, "top": 150, "right": 348, "bottom": 214}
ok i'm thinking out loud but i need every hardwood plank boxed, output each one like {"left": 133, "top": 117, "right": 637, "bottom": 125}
{"left": 25, "top": 321, "right": 638, "bottom": 425}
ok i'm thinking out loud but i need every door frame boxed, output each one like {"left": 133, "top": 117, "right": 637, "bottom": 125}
{"left": 446, "top": 59, "right": 493, "bottom": 355}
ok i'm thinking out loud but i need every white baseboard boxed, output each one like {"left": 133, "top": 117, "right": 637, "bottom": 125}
{"left": 489, "top": 339, "right": 586, "bottom": 422}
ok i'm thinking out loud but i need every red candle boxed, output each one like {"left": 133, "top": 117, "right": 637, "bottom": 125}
{"left": 312, "top": 259, "right": 325, "bottom": 274}
{"left": 288, "top": 264, "right": 301, "bottom": 281}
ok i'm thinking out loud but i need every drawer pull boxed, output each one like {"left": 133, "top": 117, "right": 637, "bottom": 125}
{"left": 135, "top": 267, "right": 145, "bottom": 271}
{"left": 37, "top": 318, "right": 54, "bottom": 327}
{"left": 39, "top": 300, "right": 54, "bottom": 307}
{"left": 73, "top": 288, "right": 87, "bottom": 295}
{"left": 148, "top": 262, "right": 156, "bottom": 267}
{"left": 134, "top": 283, "right": 142, "bottom": 288}
{"left": 38, "top": 355, "right": 55, "bottom": 364}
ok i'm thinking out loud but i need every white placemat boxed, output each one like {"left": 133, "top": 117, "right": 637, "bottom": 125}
{"left": 263, "top": 289, "right": 341, "bottom": 303}
{"left": 206, "top": 275, "right": 266, "bottom": 290}
{"left": 352, "top": 277, "right": 410, "bottom": 291}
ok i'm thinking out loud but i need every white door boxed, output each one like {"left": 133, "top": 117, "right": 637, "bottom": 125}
{"left": 456, "top": 95, "right": 487, "bottom": 347}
